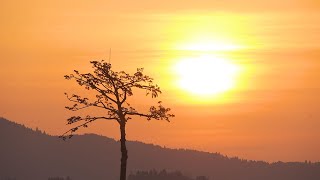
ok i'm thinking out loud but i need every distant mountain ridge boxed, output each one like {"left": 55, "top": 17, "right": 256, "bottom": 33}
{"left": 1, "top": 117, "right": 320, "bottom": 180}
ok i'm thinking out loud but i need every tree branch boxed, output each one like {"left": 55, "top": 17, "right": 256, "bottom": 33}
{"left": 65, "top": 93, "right": 117, "bottom": 113}
{"left": 60, "top": 116, "right": 118, "bottom": 140}
{"left": 71, "top": 76, "right": 118, "bottom": 103}
{"left": 124, "top": 102, "right": 174, "bottom": 122}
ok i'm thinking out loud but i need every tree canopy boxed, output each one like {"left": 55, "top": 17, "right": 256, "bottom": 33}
{"left": 61, "top": 60, "right": 174, "bottom": 139}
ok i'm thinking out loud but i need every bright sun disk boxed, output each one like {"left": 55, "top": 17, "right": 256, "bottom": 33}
{"left": 175, "top": 55, "right": 239, "bottom": 96}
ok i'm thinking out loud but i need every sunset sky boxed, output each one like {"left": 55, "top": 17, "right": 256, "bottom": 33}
{"left": 1, "top": 0, "right": 320, "bottom": 162}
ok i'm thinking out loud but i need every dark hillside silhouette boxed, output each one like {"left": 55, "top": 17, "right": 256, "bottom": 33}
{"left": 1, "top": 117, "right": 320, "bottom": 180}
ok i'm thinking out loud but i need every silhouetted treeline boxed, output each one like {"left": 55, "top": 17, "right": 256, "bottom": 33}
{"left": 128, "top": 169, "right": 209, "bottom": 180}
{"left": 48, "top": 176, "right": 71, "bottom": 180}
{"left": 1, "top": 117, "right": 320, "bottom": 180}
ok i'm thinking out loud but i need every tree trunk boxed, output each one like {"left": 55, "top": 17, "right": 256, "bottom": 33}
{"left": 120, "top": 122, "right": 128, "bottom": 180}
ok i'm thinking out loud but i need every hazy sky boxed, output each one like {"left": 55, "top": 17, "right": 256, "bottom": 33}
{"left": 1, "top": 0, "right": 320, "bottom": 162}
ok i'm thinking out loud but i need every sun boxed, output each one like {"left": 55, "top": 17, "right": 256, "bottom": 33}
{"left": 174, "top": 54, "right": 239, "bottom": 96}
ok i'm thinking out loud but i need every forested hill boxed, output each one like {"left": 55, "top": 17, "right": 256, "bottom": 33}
{"left": 1, "top": 117, "right": 320, "bottom": 180}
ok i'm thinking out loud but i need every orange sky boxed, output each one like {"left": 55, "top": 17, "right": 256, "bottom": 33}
{"left": 1, "top": 0, "right": 320, "bottom": 162}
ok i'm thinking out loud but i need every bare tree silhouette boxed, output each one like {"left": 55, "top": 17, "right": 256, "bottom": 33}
{"left": 61, "top": 60, "right": 174, "bottom": 180}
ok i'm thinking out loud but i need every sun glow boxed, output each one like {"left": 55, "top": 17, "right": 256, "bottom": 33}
{"left": 175, "top": 55, "right": 240, "bottom": 97}
{"left": 177, "top": 40, "right": 243, "bottom": 51}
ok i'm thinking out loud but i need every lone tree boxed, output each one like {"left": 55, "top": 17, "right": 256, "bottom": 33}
{"left": 61, "top": 60, "right": 174, "bottom": 180}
